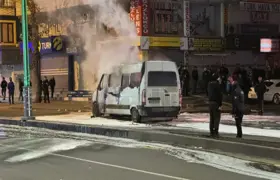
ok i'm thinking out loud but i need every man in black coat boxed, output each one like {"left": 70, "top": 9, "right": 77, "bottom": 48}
{"left": 1, "top": 77, "right": 7, "bottom": 100}
{"left": 42, "top": 76, "right": 50, "bottom": 103}
{"left": 255, "top": 76, "right": 267, "bottom": 115}
{"left": 202, "top": 67, "right": 211, "bottom": 95}
{"left": 192, "top": 66, "right": 199, "bottom": 94}
{"left": 231, "top": 81, "right": 245, "bottom": 138}
{"left": 49, "top": 76, "right": 56, "bottom": 99}
{"left": 208, "top": 73, "right": 223, "bottom": 137}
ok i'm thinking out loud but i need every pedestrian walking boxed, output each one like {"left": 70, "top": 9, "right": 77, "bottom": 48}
{"left": 19, "top": 78, "right": 24, "bottom": 101}
{"left": 8, "top": 77, "right": 15, "bottom": 105}
{"left": 1, "top": 77, "right": 7, "bottom": 100}
{"left": 191, "top": 66, "right": 198, "bottom": 94}
{"left": 42, "top": 76, "right": 50, "bottom": 103}
{"left": 49, "top": 76, "right": 56, "bottom": 99}
{"left": 202, "top": 67, "right": 211, "bottom": 95}
{"left": 231, "top": 81, "right": 245, "bottom": 138}
{"left": 208, "top": 73, "right": 223, "bottom": 137}
{"left": 255, "top": 76, "right": 267, "bottom": 115}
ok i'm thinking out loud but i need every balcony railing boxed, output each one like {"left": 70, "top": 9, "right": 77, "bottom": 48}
{"left": 0, "top": 0, "right": 15, "bottom": 8}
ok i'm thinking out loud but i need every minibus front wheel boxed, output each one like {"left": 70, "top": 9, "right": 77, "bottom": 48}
{"left": 131, "top": 108, "right": 141, "bottom": 123}
{"left": 92, "top": 102, "right": 100, "bottom": 117}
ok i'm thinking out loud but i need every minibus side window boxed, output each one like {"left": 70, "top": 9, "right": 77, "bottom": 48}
{"left": 108, "top": 73, "right": 122, "bottom": 88}
{"left": 130, "top": 72, "right": 141, "bottom": 88}
{"left": 121, "top": 74, "right": 130, "bottom": 90}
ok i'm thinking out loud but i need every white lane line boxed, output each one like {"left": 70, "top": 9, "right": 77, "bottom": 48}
{"left": 0, "top": 143, "right": 191, "bottom": 180}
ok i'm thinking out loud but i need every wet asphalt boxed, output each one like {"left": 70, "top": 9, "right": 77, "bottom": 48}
{"left": 0, "top": 136, "right": 269, "bottom": 180}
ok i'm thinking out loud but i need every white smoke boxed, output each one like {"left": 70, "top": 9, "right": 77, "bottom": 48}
{"left": 35, "top": 0, "right": 139, "bottom": 90}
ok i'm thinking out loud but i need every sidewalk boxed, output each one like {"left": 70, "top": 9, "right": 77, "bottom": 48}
{"left": 0, "top": 99, "right": 91, "bottom": 117}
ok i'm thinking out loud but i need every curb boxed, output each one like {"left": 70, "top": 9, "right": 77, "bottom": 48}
{"left": 1, "top": 119, "right": 280, "bottom": 161}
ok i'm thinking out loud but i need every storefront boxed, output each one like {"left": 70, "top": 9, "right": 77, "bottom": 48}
{"left": 138, "top": 36, "right": 188, "bottom": 65}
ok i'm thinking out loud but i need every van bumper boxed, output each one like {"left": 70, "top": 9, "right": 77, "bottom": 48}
{"left": 138, "top": 106, "right": 180, "bottom": 118}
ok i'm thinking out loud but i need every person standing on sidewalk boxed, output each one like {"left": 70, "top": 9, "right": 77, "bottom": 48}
{"left": 255, "top": 76, "right": 267, "bottom": 115}
{"left": 207, "top": 73, "right": 223, "bottom": 137}
{"left": 191, "top": 66, "right": 198, "bottom": 94}
{"left": 1, "top": 77, "right": 7, "bottom": 100}
{"left": 8, "top": 77, "right": 15, "bottom": 105}
{"left": 42, "top": 76, "right": 50, "bottom": 103}
{"left": 231, "top": 81, "right": 245, "bottom": 138}
{"left": 18, "top": 78, "right": 24, "bottom": 101}
{"left": 202, "top": 67, "right": 211, "bottom": 96}
{"left": 49, "top": 76, "right": 56, "bottom": 99}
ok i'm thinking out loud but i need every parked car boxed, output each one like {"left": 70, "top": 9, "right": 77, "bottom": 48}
{"left": 248, "top": 79, "right": 280, "bottom": 105}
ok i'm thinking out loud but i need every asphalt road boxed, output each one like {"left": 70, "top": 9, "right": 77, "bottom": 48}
{"left": 0, "top": 137, "right": 268, "bottom": 180}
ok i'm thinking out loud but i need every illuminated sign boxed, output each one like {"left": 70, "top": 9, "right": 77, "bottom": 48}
{"left": 260, "top": 38, "right": 279, "bottom": 52}
{"left": 188, "top": 38, "right": 224, "bottom": 51}
{"left": 142, "top": 0, "right": 149, "bottom": 35}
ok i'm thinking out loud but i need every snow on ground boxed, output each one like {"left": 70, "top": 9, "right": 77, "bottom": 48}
{"left": 176, "top": 122, "right": 280, "bottom": 138}
{"left": 179, "top": 113, "right": 280, "bottom": 122}
{"left": 1, "top": 126, "right": 279, "bottom": 180}
{"left": 36, "top": 113, "right": 149, "bottom": 128}
{"left": 34, "top": 112, "right": 280, "bottom": 138}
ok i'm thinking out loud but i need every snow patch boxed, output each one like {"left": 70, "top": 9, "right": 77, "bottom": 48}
{"left": 5, "top": 139, "right": 92, "bottom": 162}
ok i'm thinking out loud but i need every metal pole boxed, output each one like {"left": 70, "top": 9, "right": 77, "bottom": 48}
{"left": 21, "top": 0, "right": 35, "bottom": 121}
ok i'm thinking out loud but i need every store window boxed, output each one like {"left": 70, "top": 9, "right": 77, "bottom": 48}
{"left": 151, "top": 1, "right": 183, "bottom": 35}
{"left": 0, "top": 23, "right": 14, "bottom": 43}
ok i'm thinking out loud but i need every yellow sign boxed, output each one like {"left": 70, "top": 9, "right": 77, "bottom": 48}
{"left": 149, "top": 37, "right": 181, "bottom": 47}
{"left": 52, "top": 36, "right": 63, "bottom": 51}
{"left": 189, "top": 38, "right": 224, "bottom": 51}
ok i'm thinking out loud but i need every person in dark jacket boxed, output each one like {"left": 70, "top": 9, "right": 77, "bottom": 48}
{"left": 202, "top": 67, "right": 211, "bottom": 95}
{"left": 231, "top": 81, "right": 245, "bottom": 138}
{"left": 254, "top": 76, "right": 267, "bottom": 115}
{"left": 49, "top": 76, "right": 56, "bottom": 99}
{"left": 42, "top": 76, "right": 50, "bottom": 103}
{"left": 192, "top": 66, "right": 198, "bottom": 94}
{"left": 207, "top": 73, "right": 223, "bottom": 137}
{"left": 8, "top": 77, "right": 15, "bottom": 105}
{"left": 18, "top": 78, "right": 24, "bottom": 101}
{"left": 181, "top": 66, "right": 190, "bottom": 96}
{"left": 39, "top": 80, "right": 43, "bottom": 103}
{"left": 1, "top": 77, "right": 7, "bottom": 100}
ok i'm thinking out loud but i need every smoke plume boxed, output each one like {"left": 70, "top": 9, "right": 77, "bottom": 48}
{"left": 35, "top": 0, "right": 139, "bottom": 90}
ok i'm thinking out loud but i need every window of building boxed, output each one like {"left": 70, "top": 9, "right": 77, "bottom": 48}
{"left": 0, "top": 22, "right": 14, "bottom": 43}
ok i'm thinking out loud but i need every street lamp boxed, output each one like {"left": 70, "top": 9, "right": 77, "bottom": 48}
{"left": 21, "top": 0, "right": 35, "bottom": 121}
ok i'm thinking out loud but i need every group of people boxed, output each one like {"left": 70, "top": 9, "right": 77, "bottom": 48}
{"left": 207, "top": 72, "right": 267, "bottom": 138}
{"left": 1, "top": 77, "right": 15, "bottom": 105}
{"left": 178, "top": 63, "right": 269, "bottom": 138}
{"left": 0, "top": 76, "right": 56, "bottom": 104}
{"left": 39, "top": 76, "right": 56, "bottom": 103}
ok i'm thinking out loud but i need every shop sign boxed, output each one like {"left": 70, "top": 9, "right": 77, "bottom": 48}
{"left": 135, "top": 0, "right": 142, "bottom": 36}
{"left": 188, "top": 38, "right": 224, "bottom": 51}
{"left": 250, "top": 11, "right": 269, "bottom": 23}
{"left": 130, "top": 0, "right": 136, "bottom": 22}
{"left": 183, "top": 0, "right": 190, "bottom": 37}
{"left": 142, "top": 0, "right": 149, "bottom": 35}
{"left": 226, "top": 35, "right": 260, "bottom": 50}
{"left": 149, "top": 37, "right": 181, "bottom": 47}
{"left": 260, "top": 38, "right": 279, "bottom": 52}
{"left": 240, "top": 24, "right": 279, "bottom": 35}
{"left": 240, "top": 1, "right": 280, "bottom": 13}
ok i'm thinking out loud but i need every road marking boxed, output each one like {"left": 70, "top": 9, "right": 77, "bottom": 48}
{"left": 0, "top": 143, "right": 191, "bottom": 180}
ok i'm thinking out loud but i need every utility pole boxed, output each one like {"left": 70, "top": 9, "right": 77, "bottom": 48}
{"left": 21, "top": 0, "right": 35, "bottom": 121}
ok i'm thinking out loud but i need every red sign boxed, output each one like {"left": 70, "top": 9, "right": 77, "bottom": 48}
{"left": 130, "top": 0, "right": 136, "bottom": 22}
{"left": 135, "top": 0, "right": 142, "bottom": 36}
{"left": 142, "top": 0, "right": 149, "bottom": 35}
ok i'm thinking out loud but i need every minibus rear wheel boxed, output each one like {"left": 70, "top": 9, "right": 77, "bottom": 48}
{"left": 131, "top": 108, "right": 141, "bottom": 123}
